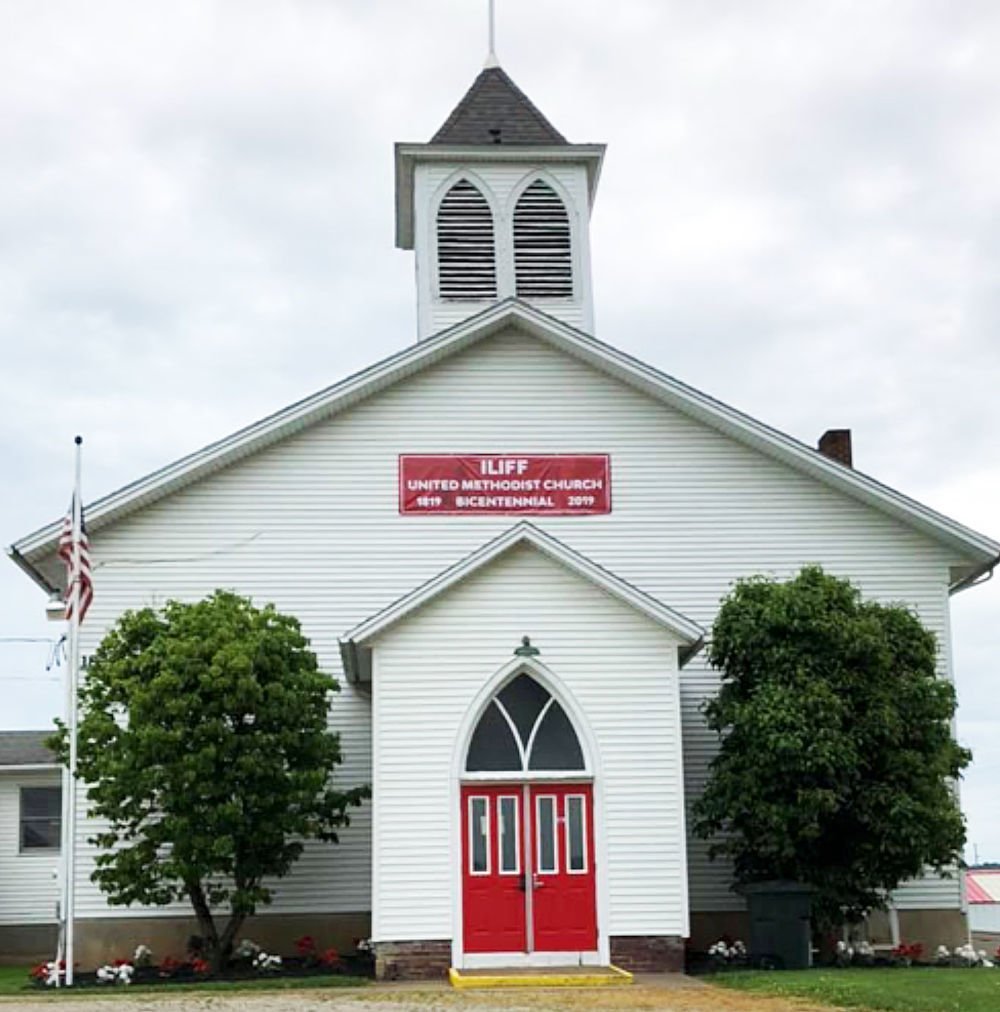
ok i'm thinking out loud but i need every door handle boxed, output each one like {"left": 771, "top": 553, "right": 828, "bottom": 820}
{"left": 532, "top": 875, "right": 545, "bottom": 889}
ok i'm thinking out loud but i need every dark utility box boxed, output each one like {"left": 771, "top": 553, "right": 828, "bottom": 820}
{"left": 741, "top": 881, "right": 813, "bottom": 970}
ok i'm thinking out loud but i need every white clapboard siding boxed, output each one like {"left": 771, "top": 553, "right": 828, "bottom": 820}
{"left": 370, "top": 544, "right": 688, "bottom": 942}
{"left": 70, "top": 328, "right": 964, "bottom": 922}
{"left": 414, "top": 163, "right": 594, "bottom": 338}
{"left": 0, "top": 771, "right": 61, "bottom": 925}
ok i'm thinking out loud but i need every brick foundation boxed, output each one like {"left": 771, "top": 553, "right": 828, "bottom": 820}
{"left": 610, "top": 934, "right": 684, "bottom": 972}
{"left": 374, "top": 939, "right": 451, "bottom": 981}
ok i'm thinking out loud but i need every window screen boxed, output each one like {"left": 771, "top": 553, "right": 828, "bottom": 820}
{"left": 20, "top": 786, "right": 61, "bottom": 851}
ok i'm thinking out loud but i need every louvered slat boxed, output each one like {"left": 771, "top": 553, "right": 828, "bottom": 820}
{"left": 514, "top": 181, "right": 573, "bottom": 299}
{"left": 437, "top": 181, "right": 497, "bottom": 300}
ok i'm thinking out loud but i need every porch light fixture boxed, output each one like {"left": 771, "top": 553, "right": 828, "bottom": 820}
{"left": 45, "top": 593, "right": 66, "bottom": 621}
{"left": 514, "top": 636, "right": 540, "bottom": 657}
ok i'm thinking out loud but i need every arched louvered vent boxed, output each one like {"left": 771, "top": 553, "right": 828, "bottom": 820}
{"left": 436, "top": 180, "right": 497, "bottom": 301}
{"left": 514, "top": 180, "right": 573, "bottom": 299}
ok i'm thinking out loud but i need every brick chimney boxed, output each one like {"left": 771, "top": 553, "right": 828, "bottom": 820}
{"left": 818, "top": 429, "right": 852, "bottom": 467}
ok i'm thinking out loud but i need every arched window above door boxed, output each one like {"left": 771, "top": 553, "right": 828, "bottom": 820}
{"left": 466, "top": 673, "right": 585, "bottom": 773}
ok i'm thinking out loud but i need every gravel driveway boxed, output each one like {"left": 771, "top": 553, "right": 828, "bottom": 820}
{"left": 0, "top": 981, "right": 832, "bottom": 1012}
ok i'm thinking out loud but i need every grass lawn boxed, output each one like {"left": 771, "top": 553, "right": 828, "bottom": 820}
{"left": 713, "top": 967, "right": 1000, "bottom": 1012}
{"left": 0, "top": 964, "right": 368, "bottom": 997}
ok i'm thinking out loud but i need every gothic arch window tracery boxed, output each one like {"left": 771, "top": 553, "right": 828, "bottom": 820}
{"left": 466, "top": 673, "right": 585, "bottom": 774}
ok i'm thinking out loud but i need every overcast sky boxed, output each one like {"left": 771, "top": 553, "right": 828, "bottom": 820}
{"left": 1, "top": 1, "right": 997, "bottom": 859}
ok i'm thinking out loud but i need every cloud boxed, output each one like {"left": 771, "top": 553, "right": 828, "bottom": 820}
{"left": 1, "top": 0, "right": 998, "bottom": 853}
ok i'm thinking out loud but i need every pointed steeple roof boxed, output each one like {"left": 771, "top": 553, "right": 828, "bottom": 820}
{"left": 431, "top": 66, "right": 568, "bottom": 146}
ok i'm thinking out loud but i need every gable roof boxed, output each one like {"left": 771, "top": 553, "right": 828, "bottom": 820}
{"left": 966, "top": 869, "right": 1000, "bottom": 904}
{"left": 338, "top": 521, "right": 705, "bottom": 681}
{"left": 431, "top": 66, "right": 567, "bottom": 146}
{"left": 0, "top": 730, "right": 58, "bottom": 769}
{"left": 9, "top": 299, "right": 999, "bottom": 593}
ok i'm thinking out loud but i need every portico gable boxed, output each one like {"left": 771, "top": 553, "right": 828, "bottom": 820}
{"left": 342, "top": 524, "right": 703, "bottom": 975}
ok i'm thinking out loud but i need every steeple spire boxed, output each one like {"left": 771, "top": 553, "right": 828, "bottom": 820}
{"left": 485, "top": 0, "right": 500, "bottom": 69}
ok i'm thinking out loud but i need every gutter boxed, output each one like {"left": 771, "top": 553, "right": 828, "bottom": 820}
{"left": 5, "top": 544, "right": 58, "bottom": 595}
{"left": 0, "top": 764, "right": 60, "bottom": 773}
{"left": 949, "top": 552, "right": 1000, "bottom": 596}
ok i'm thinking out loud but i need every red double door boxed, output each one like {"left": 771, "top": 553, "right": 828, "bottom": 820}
{"left": 462, "top": 783, "right": 597, "bottom": 954}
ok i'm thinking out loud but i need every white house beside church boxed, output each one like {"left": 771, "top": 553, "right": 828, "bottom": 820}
{"left": 5, "top": 59, "right": 998, "bottom": 978}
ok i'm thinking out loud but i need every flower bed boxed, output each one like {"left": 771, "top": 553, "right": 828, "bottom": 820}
{"left": 29, "top": 937, "right": 374, "bottom": 990}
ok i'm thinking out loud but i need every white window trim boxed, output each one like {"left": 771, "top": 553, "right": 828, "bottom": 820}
{"left": 18, "top": 785, "right": 62, "bottom": 855}
{"left": 468, "top": 795, "right": 491, "bottom": 876}
{"left": 565, "top": 794, "right": 588, "bottom": 875}
{"left": 497, "top": 795, "right": 520, "bottom": 876}
{"left": 535, "top": 794, "right": 558, "bottom": 875}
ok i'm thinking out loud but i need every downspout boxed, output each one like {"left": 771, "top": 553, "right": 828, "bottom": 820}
{"left": 949, "top": 552, "right": 1000, "bottom": 596}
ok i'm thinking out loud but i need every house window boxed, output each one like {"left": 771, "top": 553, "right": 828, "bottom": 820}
{"left": 20, "top": 786, "right": 61, "bottom": 851}
{"left": 466, "top": 673, "right": 585, "bottom": 773}
{"left": 437, "top": 180, "right": 497, "bottom": 301}
{"left": 513, "top": 180, "right": 573, "bottom": 299}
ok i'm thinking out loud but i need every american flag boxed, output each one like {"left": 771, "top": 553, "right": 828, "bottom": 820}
{"left": 57, "top": 496, "right": 93, "bottom": 623}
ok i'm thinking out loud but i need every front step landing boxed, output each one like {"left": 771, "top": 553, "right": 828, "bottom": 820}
{"left": 449, "top": 965, "right": 633, "bottom": 988}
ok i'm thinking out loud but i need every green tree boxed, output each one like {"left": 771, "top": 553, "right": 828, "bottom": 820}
{"left": 693, "top": 565, "right": 970, "bottom": 927}
{"left": 53, "top": 591, "right": 368, "bottom": 970}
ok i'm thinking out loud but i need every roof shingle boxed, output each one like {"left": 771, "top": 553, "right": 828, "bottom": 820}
{"left": 0, "top": 730, "right": 57, "bottom": 767}
{"left": 431, "top": 66, "right": 567, "bottom": 146}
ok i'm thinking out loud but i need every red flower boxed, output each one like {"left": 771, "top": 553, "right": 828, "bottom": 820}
{"left": 113, "top": 958, "right": 129, "bottom": 967}
{"left": 190, "top": 957, "right": 210, "bottom": 975}
{"left": 29, "top": 964, "right": 49, "bottom": 981}
{"left": 159, "top": 956, "right": 181, "bottom": 976}
{"left": 891, "top": 941, "right": 924, "bottom": 961}
{"left": 319, "top": 947, "right": 340, "bottom": 968}
{"left": 295, "top": 935, "right": 317, "bottom": 956}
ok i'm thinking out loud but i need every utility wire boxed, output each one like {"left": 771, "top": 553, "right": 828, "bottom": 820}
{"left": 94, "top": 531, "right": 263, "bottom": 568}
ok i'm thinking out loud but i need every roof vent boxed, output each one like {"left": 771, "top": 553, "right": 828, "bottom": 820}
{"left": 514, "top": 180, "right": 573, "bottom": 299}
{"left": 436, "top": 180, "right": 497, "bottom": 301}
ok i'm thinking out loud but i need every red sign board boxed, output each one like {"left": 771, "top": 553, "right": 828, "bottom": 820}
{"left": 400, "top": 455, "right": 611, "bottom": 516}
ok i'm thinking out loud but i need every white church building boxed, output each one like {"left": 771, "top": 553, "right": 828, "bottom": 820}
{"left": 5, "top": 60, "right": 998, "bottom": 978}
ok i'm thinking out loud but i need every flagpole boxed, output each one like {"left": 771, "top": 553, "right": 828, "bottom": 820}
{"left": 64, "top": 435, "right": 83, "bottom": 987}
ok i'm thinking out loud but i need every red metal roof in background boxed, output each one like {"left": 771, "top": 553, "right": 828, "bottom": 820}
{"left": 966, "top": 869, "right": 1000, "bottom": 904}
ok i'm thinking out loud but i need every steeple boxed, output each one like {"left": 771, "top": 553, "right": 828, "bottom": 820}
{"left": 430, "top": 66, "right": 568, "bottom": 147}
{"left": 395, "top": 59, "right": 605, "bottom": 341}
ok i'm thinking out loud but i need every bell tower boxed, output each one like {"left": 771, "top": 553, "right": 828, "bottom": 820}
{"left": 395, "top": 60, "right": 605, "bottom": 341}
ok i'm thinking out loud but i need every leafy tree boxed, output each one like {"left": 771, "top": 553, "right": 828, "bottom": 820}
{"left": 693, "top": 565, "right": 970, "bottom": 927}
{"left": 53, "top": 590, "right": 368, "bottom": 970}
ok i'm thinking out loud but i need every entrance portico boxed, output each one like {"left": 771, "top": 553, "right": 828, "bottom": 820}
{"left": 339, "top": 523, "right": 703, "bottom": 979}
